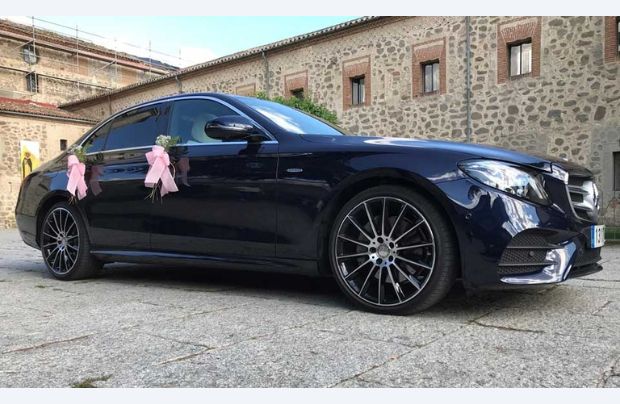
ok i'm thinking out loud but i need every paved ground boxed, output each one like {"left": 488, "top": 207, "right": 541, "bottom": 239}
{"left": 0, "top": 228, "right": 618, "bottom": 388}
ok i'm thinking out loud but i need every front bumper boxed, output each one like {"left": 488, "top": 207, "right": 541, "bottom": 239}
{"left": 497, "top": 229, "right": 602, "bottom": 285}
{"left": 435, "top": 176, "right": 603, "bottom": 290}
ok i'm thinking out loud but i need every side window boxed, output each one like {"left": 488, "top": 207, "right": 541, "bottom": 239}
{"left": 169, "top": 99, "right": 239, "bottom": 144}
{"left": 104, "top": 106, "right": 162, "bottom": 151}
{"left": 83, "top": 121, "right": 111, "bottom": 153}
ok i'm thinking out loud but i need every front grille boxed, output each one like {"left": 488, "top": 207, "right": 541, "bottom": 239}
{"left": 567, "top": 176, "right": 599, "bottom": 222}
{"left": 497, "top": 230, "right": 555, "bottom": 276}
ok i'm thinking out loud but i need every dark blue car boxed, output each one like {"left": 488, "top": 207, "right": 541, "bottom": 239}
{"left": 15, "top": 93, "right": 605, "bottom": 314}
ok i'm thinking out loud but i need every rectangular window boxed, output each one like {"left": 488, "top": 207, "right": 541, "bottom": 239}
{"left": 615, "top": 152, "right": 620, "bottom": 191}
{"left": 617, "top": 17, "right": 620, "bottom": 53}
{"left": 59, "top": 139, "right": 67, "bottom": 151}
{"left": 509, "top": 41, "right": 532, "bottom": 77}
{"left": 26, "top": 72, "right": 39, "bottom": 93}
{"left": 291, "top": 88, "right": 304, "bottom": 100}
{"left": 423, "top": 61, "right": 440, "bottom": 93}
{"left": 22, "top": 44, "right": 39, "bottom": 64}
{"left": 103, "top": 106, "right": 160, "bottom": 151}
{"left": 351, "top": 76, "right": 365, "bottom": 106}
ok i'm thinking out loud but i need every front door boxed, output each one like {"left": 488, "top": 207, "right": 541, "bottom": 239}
{"left": 149, "top": 98, "right": 278, "bottom": 258}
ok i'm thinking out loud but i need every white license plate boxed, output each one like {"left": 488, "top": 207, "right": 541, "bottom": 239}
{"left": 590, "top": 225, "right": 605, "bottom": 248}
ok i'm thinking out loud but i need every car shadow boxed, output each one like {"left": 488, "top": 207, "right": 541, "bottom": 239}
{"left": 88, "top": 262, "right": 548, "bottom": 315}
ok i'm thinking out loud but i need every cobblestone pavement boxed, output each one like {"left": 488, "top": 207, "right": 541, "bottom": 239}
{"left": 0, "top": 229, "right": 618, "bottom": 387}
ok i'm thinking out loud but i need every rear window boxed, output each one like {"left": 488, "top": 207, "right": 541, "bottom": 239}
{"left": 103, "top": 106, "right": 162, "bottom": 150}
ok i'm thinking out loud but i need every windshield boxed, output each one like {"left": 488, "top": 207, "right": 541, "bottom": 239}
{"left": 239, "top": 96, "right": 346, "bottom": 136}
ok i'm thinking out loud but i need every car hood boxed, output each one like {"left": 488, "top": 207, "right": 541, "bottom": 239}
{"left": 301, "top": 135, "right": 592, "bottom": 176}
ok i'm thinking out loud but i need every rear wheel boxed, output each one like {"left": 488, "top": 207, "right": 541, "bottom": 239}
{"left": 329, "top": 185, "right": 458, "bottom": 314}
{"left": 40, "top": 202, "right": 102, "bottom": 280}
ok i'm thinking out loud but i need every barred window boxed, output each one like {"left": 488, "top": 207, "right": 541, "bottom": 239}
{"left": 26, "top": 72, "right": 39, "bottom": 93}
{"left": 22, "top": 44, "right": 39, "bottom": 64}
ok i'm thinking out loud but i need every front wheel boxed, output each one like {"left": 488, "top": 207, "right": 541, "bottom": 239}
{"left": 40, "top": 201, "right": 102, "bottom": 280}
{"left": 329, "top": 186, "right": 458, "bottom": 314}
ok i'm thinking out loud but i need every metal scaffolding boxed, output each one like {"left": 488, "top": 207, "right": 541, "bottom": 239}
{"left": 0, "top": 16, "right": 183, "bottom": 101}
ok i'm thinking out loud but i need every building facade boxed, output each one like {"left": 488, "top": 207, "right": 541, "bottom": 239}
{"left": 1, "top": 16, "right": 619, "bottom": 228}
{"left": 0, "top": 18, "right": 176, "bottom": 228}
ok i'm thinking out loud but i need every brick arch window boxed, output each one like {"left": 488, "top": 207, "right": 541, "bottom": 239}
{"left": 604, "top": 16, "right": 620, "bottom": 63}
{"left": 497, "top": 17, "right": 541, "bottom": 84}
{"left": 342, "top": 56, "right": 371, "bottom": 109}
{"left": 284, "top": 71, "right": 308, "bottom": 99}
{"left": 235, "top": 83, "right": 256, "bottom": 96}
{"left": 412, "top": 38, "right": 446, "bottom": 96}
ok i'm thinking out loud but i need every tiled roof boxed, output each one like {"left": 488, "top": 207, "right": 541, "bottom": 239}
{"left": 0, "top": 97, "right": 98, "bottom": 123}
{"left": 60, "top": 16, "right": 389, "bottom": 108}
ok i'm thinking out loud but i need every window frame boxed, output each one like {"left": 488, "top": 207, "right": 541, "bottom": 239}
{"left": 22, "top": 44, "right": 39, "bottom": 65}
{"left": 25, "top": 72, "right": 39, "bottom": 93}
{"left": 59, "top": 139, "right": 67, "bottom": 152}
{"left": 290, "top": 88, "right": 305, "bottom": 100}
{"left": 614, "top": 151, "right": 620, "bottom": 191}
{"left": 422, "top": 60, "right": 440, "bottom": 94}
{"left": 617, "top": 16, "right": 620, "bottom": 55}
{"left": 100, "top": 105, "right": 164, "bottom": 152}
{"left": 81, "top": 96, "right": 275, "bottom": 155}
{"left": 508, "top": 40, "right": 533, "bottom": 78}
{"left": 167, "top": 98, "right": 244, "bottom": 145}
{"left": 350, "top": 75, "right": 366, "bottom": 106}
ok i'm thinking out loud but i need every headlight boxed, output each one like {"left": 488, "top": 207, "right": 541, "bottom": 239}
{"left": 459, "top": 160, "right": 550, "bottom": 205}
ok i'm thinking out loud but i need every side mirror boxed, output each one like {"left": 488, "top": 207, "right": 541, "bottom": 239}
{"left": 204, "top": 115, "right": 265, "bottom": 142}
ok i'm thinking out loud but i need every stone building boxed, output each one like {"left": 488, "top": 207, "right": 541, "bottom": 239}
{"left": 1, "top": 16, "right": 619, "bottom": 228}
{"left": 60, "top": 16, "right": 620, "bottom": 226}
{"left": 0, "top": 18, "right": 176, "bottom": 227}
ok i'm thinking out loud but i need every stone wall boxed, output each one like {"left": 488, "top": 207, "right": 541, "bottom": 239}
{"left": 0, "top": 114, "right": 91, "bottom": 228}
{"left": 63, "top": 16, "right": 620, "bottom": 225}
{"left": 0, "top": 35, "right": 162, "bottom": 105}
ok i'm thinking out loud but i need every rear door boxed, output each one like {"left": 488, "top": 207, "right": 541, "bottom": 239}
{"left": 81, "top": 102, "right": 169, "bottom": 250}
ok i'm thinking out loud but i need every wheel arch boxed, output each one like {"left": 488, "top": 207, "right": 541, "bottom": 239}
{"left": 35, "top": 191, "right": 73, "bottom": 247}
{"left": 316, "top": 168, "right": 461, "bottom": 276}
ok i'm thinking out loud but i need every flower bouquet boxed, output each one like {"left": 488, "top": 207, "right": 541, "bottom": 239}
{"left": 66, "top": 145, "right": 89, "bottom": 204}
{"left": 144, "top": 135, "right": 181, "bottom": 202}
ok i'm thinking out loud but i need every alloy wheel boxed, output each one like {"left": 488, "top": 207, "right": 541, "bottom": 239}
{"left": 333, "top": 196, "right": 436, "bottom": 306}
{"left": 41, "top": 207, "right": 80, "bottom": 275}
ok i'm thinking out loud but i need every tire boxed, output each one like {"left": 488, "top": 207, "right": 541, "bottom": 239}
{"left": 328, "top": 185, "right": 458, "bottom": 314}
{"left": 39, "top": 201, "right": 102, "bottom": 280}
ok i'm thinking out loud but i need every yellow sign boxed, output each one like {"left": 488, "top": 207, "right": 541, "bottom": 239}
{"left": 20, "top": 140, "right": 40, "bottom": 179}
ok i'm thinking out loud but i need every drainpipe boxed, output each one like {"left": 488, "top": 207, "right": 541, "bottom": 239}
{"left": 465, "top": 16, "right": 472, "bottom": 143}
{"left": 262, "top": 51, "right": 270, "bottom": 97}
{"left": 174, "top": 74, "right": 183, "bottom": 94}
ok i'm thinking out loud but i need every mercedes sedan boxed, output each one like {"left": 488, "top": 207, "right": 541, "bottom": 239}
{"left": 15, "top": 93, "right": 605, "bottom": 314}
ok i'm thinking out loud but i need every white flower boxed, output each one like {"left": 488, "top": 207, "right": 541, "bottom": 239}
{"left": 155, "top": 135, "right": 172, "bottom": 147}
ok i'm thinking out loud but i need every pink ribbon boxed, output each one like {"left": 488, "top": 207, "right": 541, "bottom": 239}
{"left": 89, "top": 164, "right": 104, "bottom": 196}
{"left": 66, "top": 155, "right": 88, "bottom": 200}
{"left": 176, "top": 157, "right": 190, "bottom": 187}
{"left": 145, "top": 145, "right": 178, "bottom": 197}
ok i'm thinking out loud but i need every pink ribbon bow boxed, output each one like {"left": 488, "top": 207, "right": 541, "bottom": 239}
{"left": 145, "top": 145, "right": 178, "bottom": 197}
{"left": 66, "top": 155, "right": 88, "bottom": 200}
{"left": 89, "top": 164, "right": 104, "bottom": 196}
{"left": 176, "top": 157, "right": 191, "bottom": 187}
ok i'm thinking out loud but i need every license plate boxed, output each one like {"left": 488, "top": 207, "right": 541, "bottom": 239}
{"left": 590, "top": 225, "right": 605, "bottom": 248}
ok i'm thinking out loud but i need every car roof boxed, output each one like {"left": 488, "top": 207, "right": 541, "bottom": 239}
{"left": 128, "top": 92, "right": 242, "bottom": 111}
